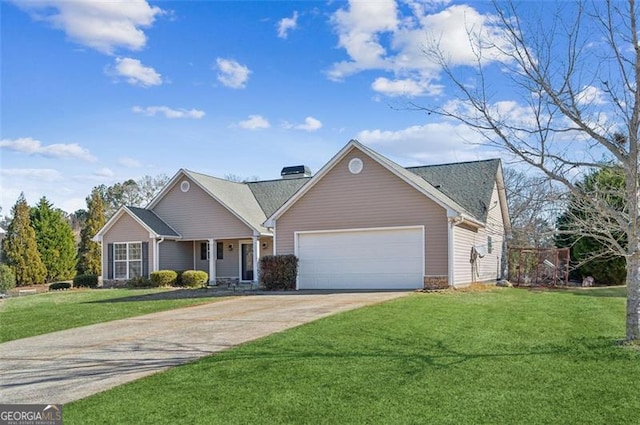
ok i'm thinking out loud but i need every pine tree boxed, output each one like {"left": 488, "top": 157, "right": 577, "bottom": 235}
{"left": 31, "top": 197, "right": 77, "bottom": 282}
{"left": 2, "top": 193, "right": 47, "bottom": 286}
{"left": 77, "top": 189, "right": 105, "bottom": 275}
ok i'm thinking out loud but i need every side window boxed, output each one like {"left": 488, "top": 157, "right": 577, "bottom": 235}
{"left": 217, "top": 242, "right": 224, "bottom": 260}
{"left": 487, "top": 236, "right": 493, "bottom": 254}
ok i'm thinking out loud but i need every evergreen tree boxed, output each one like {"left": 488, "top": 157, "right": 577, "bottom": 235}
{"left": 77, "top": 189, "right": 105, "bottom": 275}
{"left": 31, "top": 197, "right": 77, "bottom": 282}
{"left": 2, "top": 194, "right": 47, "bottom": 286}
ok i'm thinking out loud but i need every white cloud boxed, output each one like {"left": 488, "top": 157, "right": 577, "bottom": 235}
{"left": 371, "top": 77, "right": 442, "bottom": 97}
{"left": 237, "top": 115, "right": 270, "bottom": 130}
{"left": 0, "top": 168, "right": 63, "bottom": 180}
{"left": 576, "top": 85, "right": 608, "bottom": 106}
{"left": 94, "top": 167, "right": 115, "bottom": 177}
{"left": 277, "top": 11, "right": 299, "bottom": 39}
{"left": 357, "top": 120, "right": 487, "bottom": 164}
{"left": 215, "top": 58, "right": 251, "bottom": 89}
{"left": 14, "top": 0, "right": 164, "bottom": 55}
{"left": 329, "top": 0, "right": 399, "bottom": 80}
{"left": 0, "top": 137, "right": 97, "bottom": 162}
{"left": 118, "top": 157, "right": 141, "bottom": 168}
{"left": 110, "top": 57, "right": 162, "bottom": 87}
{"left": 132, "top": 105, "right": 205, "bottom": 119}
{"left": 328, "top": 2, "right": 510, "bottom": 96}
{"left": 293, "top": 116, "right": 323, "bottom": 132}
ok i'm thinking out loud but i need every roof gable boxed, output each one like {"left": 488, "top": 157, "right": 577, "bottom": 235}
{"left": 181, "top": 170, "right": 269, "bottom": 234}
{"left": 127, "top": 206, "right": 180, "bottom": 237}
{"left": 407, "top": 159, "right": 501, "bottom": 223}
{"left": 94, "top": 206, "right": 180, "bottom": 240}
{"left": 265, "top": 139, "right": 489, "bottom": 227}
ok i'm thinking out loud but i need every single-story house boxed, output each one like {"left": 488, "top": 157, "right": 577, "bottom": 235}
{"left": 94, "top": 139, "right": 510, "bottom": 290}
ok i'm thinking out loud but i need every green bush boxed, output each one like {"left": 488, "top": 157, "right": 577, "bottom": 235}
{"left": 260, "top": 255, "right": 298, "bottom": 290}
{"left": 49, "top": 281, "right": 72, "bottom": 291}
{"left": 181, "top": 270, "right": 208, "bottom": 288}
{"left": 73, "top": 274, "right": 99, "bottom": 288}
{"left": 127, "top": 277, "right": 152, "bottom": 288}
{"left": 150, "top": 270, "right": 178, "bottom": 287}
{"left": 0, "top": 264, "right": 16, "bottom": 293}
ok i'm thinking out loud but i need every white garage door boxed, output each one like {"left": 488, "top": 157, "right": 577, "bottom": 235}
{"left": 296, "top": 227, "right": 424, "bottom": 290}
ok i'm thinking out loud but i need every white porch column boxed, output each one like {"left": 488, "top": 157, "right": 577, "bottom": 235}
{"left": 208, "top": 238, "right": 215, "bottom": 285}
{"left": 252, "top": 236, "right": 260, "bottom": 284}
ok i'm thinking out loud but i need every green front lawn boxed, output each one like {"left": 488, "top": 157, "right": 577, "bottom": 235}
{"left": 0, "top": 288, "right": 227, "bottom": 342}
{"left": 66, "top": 287, "right": 640, "bottom": 424}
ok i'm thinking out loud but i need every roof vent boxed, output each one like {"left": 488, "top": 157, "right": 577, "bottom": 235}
{"left": 281, "top": 165, "right": 312, "bottom": 179}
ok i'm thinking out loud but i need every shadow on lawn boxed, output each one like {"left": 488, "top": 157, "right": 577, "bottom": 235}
{"left": 86, "top": 289, "right": 231, "bottom": 303}
{"left": 565, "top": 286, "right": 626, "bottom": 298}
{"left": 202, "top": 335, "right": 622, "bottom": 372}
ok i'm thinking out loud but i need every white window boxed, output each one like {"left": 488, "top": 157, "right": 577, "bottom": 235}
{"left": 114, "top": 242, "right": 142, "bottom": 279}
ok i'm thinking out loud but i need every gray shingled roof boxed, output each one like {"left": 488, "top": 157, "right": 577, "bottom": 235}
{"left": 407, "top": 159, "right": 501, "bottom": 223}
{"left": 183, "top": 170, "right": 271, "bottom": 233}
{"left": 127, "top": 206, "right": 180, "bottom": 237}
{"left": 247, "top": 178, "right": 310, "bottom": 217}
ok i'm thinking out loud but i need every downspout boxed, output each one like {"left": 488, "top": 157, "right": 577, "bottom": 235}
{"left": 155, "top": 237, "right": 164, "bottom": 272}
{"left": 448, "top": 216, "right": 463, "bottom": 288}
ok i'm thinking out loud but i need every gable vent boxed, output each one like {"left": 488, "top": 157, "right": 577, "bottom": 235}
{"left": 281, "top": 165, "right": 312, "bottom": 179}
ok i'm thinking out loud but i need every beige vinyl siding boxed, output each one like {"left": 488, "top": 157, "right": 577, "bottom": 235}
{"left": 101, "top": 213, "right": 154, "bottom": 279}
{"left": 216, "top": 240, "right": 240, "bottom": 277}
{"left": 452, "top": 182, "right": 505, "bottom": 286}
{"left": 152, "top": 176, "right": 253, "bottom": 240}
{"left": 452, "top": 223, "right": 477, "bottom": 286}
{"left": 159, "top": 241, "right": 192, "bottom": 271}
{"left": 276, "top": 147, "right": 448, "bottom": 276}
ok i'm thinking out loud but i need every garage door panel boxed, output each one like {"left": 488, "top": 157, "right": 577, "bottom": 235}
{"left": 297, "top": 227, "right": 423, "bottom": 290}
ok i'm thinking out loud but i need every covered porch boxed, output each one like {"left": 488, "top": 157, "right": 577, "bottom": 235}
{"left": 157, "top": 236, "right": 273, "bottom": 285}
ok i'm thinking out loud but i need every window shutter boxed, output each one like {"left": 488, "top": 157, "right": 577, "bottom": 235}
{"left": 142, "top": 242, "right": 149, "bottom": 277}
{"left": 107, "top": 243, "right": 114, "bottom": 279}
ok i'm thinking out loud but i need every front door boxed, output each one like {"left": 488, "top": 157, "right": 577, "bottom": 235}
{"left": 241, "top": 243, "right": 254, "bottom": 281}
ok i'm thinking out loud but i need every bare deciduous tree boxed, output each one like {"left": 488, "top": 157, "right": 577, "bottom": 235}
{"left": 419, "top": 0, "right": 640, "bottom": 340}
{"left": 503, "top": 167, "right": 565, "bottom": 248}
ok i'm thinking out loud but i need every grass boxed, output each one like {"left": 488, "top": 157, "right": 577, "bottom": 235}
{"left": 65, "top": 286, "right": 640, "bottom": 424}
{"left": 0, "top": 288, "right": 226, "bottom": 342}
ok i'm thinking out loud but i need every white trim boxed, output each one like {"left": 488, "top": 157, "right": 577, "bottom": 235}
{"left": 294, "top": 225, "right": 424, "bottom": 236}
{"left": 208, "top": 238, "right": 216, "bottom": 284}
{"left": 253, "top": 236, "right": 259, "bottom": 283}
{"left": 238, "top": 239, "right": 253, "bottom": 282}
{"left": 294, "top": 225, "right": 425, "bottom": 290}
{"left": 447, "top": 219, "right": 455, "bottom": 287}
{"left": 112, "top": 241, "right": 143, "bottom": 280}
{"left": 272, "top": 221, "right": 277, "bottom": 255}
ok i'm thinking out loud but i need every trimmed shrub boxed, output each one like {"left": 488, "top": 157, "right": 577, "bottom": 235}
{"left": 260, "top": 255, "right": 298, "bottom": 291}
{"left": 128, "top": 277, "right": 152, "bottom": 288}
{"left": 0, "top": 264, "right": 16, "bottom": 293}
{"left": 150, "top": 270, "right": 178, "bottom": 287}
{"left": 181, "top": 270, "right": 208, "bottom": 288}
{"left": 73, "top": 274, "right": 99, "bottom": 288}
{"left": 49, "top": 281, "right": 72, "bottom": 291}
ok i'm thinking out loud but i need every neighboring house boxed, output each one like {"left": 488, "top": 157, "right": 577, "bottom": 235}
{"left": 94, "top": 139, "right": 510, "bottom": 290}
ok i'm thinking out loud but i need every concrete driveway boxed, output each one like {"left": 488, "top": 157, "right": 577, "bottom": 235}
{"left": 0, "top": 291, "right": 408, "bottom": 405}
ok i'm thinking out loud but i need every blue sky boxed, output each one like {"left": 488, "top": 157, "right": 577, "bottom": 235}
{"left": 1, "top": 0, "right": 543, "bottom": 214}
